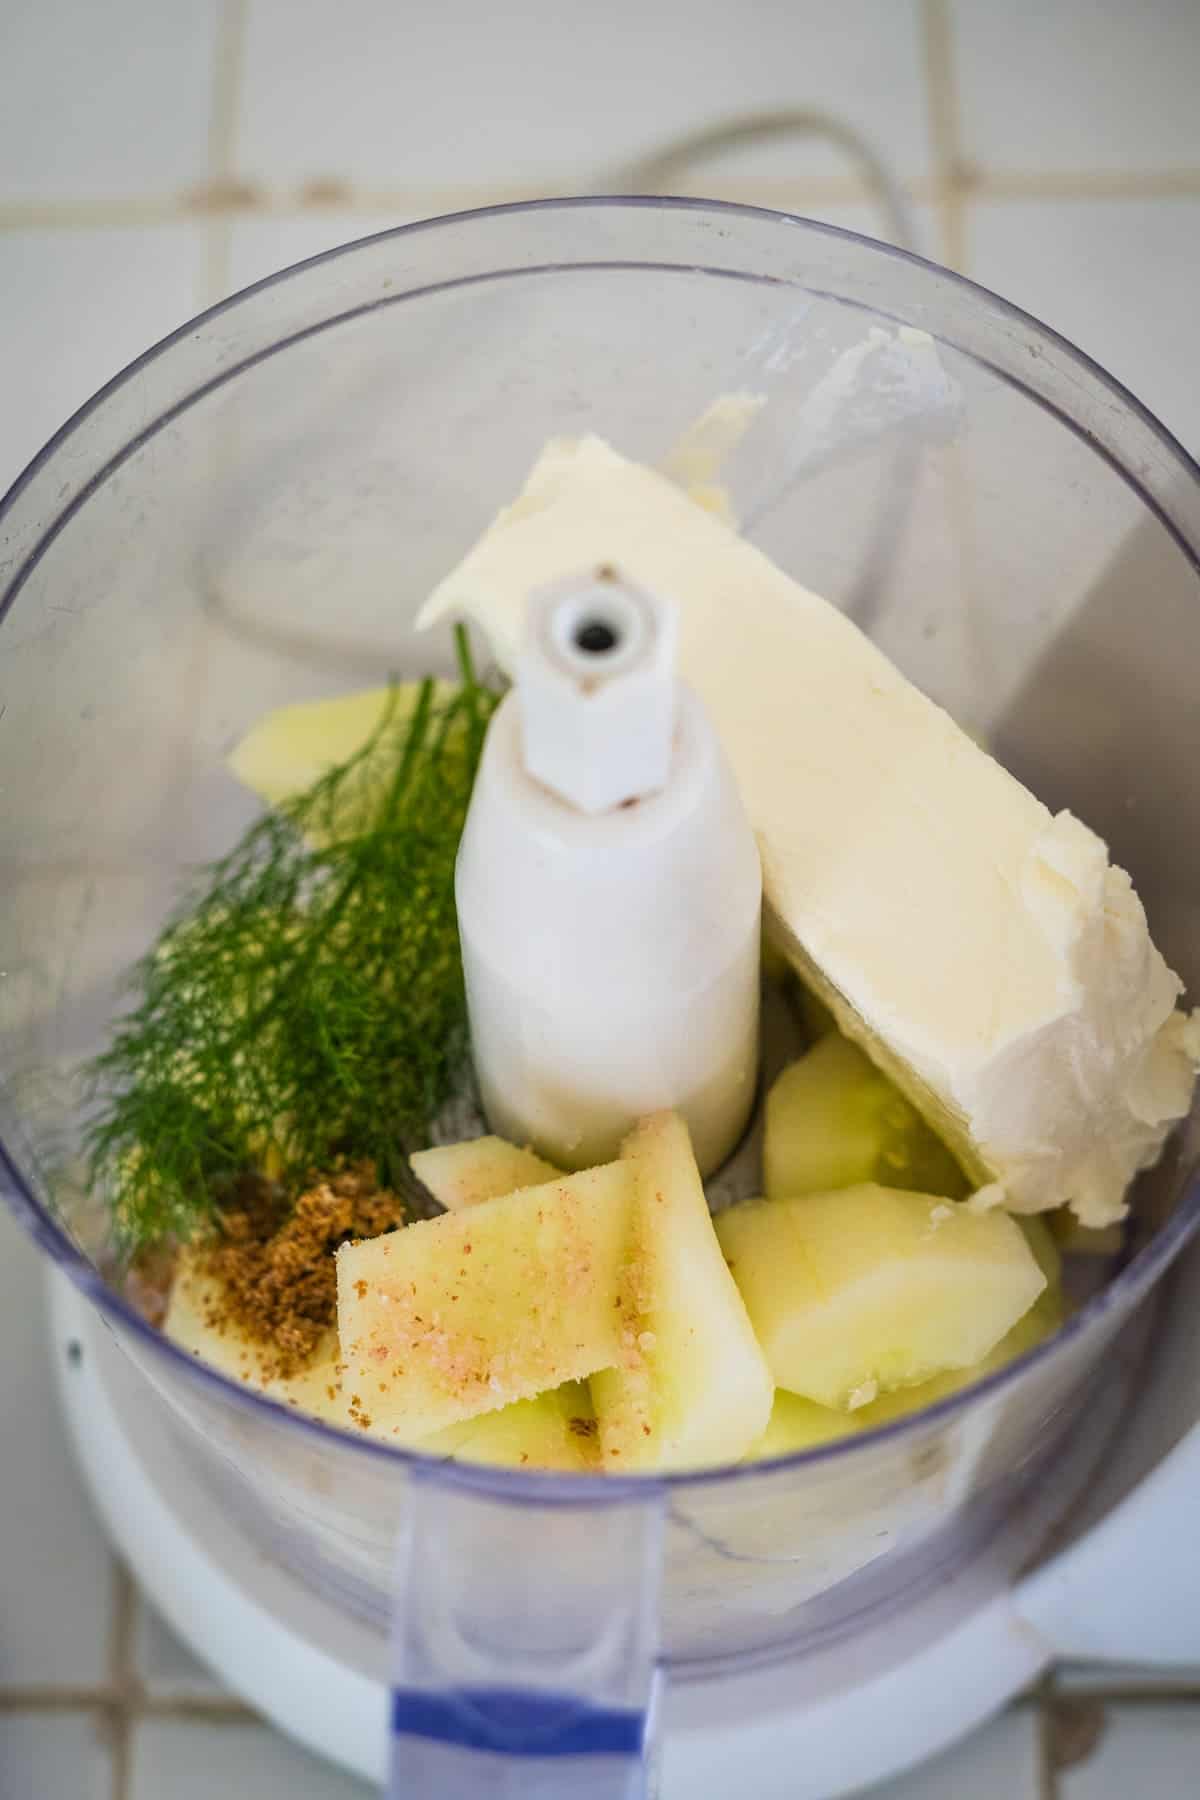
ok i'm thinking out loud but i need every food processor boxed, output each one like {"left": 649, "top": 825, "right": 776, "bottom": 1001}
{"left": 2, "top": 198, "right": 1199, "bottom": 1798}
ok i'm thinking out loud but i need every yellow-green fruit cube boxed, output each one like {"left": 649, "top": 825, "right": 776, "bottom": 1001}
{"left": 591, "top": 1112, "right": 773, "bottom": 1472}
{"left": 744, "top": 1389, "right": 860, "bottom": 1462}
{"left": 164, "top": 1251, "right": 351, "bottom": 1424}
{"left": 765, "top": 1034, "right": 968, "bottom": 1201}
{"left": 228, "top": 683, "right": 451, "bottom": 805}
{"left": 410, "top": 1136, "right": 562, "bottom": 1213}
{"left": 228, "top": 681, "right": 461, "bottom": 842}
{"left": 855, "top": 1284, "right": 1067, "bottom": 1430}
{"left": 715, "top": 1184, "right": 1046, "bottom": 1411}
{"left": 420, "top": 1382, "right": 598, "bottom": 1471}
{"left": 336, "top": 1163, "right": 633, "bottom": 1439}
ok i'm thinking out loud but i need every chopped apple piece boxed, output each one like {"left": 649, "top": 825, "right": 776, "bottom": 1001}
{"left": 420, "top": 1382, "right": 598, "bottom": 1471}
{"left": 164, "top": 1251, "right": 351, "bottom": 1424}
{"left": 336, "top": 1163, "right": 633, "bottom": 1439}
{"left": 856, "top": 1284, "right": 1067, "bottom": 1429}
{"left": 765, "top": 1034, "right": 967, "bottom": 1201}
{"left": 410, "top": 1136, "right": 562, "bottom": 1213}
{"left": 715, "top": 1183, "right": 1046, "bottom": 1411}
{"left": 228, "top": 682, "right": 454, "bottom": 812}
{"left": 591, "top": 1112, "right": 773, "bottom": 1471}
{"left": 744, "top": 1389, "right": 860, "bottom": 1462}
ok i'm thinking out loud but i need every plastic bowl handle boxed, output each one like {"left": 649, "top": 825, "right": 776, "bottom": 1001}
{"left": 389, "top": 1462, "right": 665, "bottom": 1797}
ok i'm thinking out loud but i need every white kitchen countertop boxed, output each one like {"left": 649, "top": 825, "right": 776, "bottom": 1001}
{"left": 2, "top": 2, "right": 1200, "bottom": 1795}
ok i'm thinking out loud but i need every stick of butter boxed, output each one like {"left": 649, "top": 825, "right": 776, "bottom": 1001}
{"left": 418, "top": 435, "right": 1199, "bottom": 1226}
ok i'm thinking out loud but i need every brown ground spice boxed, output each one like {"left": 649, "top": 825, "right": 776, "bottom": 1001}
{"left": 197, "top": 1163, "right": 403, "bottom": 1381}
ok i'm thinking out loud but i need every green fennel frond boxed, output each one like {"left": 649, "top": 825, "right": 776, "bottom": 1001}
{"left": 85, "top": 631, "right": 501, "bottom": 1258}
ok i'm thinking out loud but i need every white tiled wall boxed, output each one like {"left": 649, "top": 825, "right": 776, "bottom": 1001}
{"left": 0, "top": 1713, "right": 112, "bottom": 1800}
{"left": 2, "top": 3, "right": 1200, "bottom": 1797}
{"left": 132, "top": 1602, "right": 226, "bottom": 1703}
{"left": 0, "top": 226, "right": 207, "bottom": 487}
{"left": 0, "top": 0, "right": 221, "bottom": 204}
{"left": 128, "top": 1718, "right": 373, "bottom": 1800}
{"left": 967, "top": 196, "right": 1200, "bottom": 457}
{"left": 238, "top": 0, "right": 933, "bottom": 192}
{"left": 862, "top": 1706, "right": 1042, "bottom": 1798}
{"left": 1058, "top": 1704, "right": 1200, "bottom": 1798}
{"left": 0, "top": 1222, "right": 113, "bottom": 1691}
{"left": 954, "top": 0, "right": 1200, "bottom": 177}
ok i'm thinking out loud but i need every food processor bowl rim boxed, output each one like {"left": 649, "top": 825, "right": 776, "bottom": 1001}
{"left": 2, "top": 194, "right": 1199, "bottom": 585}
{"left": 2, "top": 193, "right": 1200, "bottom": 1497}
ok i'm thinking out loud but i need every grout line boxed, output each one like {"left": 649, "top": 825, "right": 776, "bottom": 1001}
{"left": 108, "top": 1560, "right": 137, "bottom": 1800}
{"left": 2, "top": 166, "right": 1200, "bottom": 237}
{"left": 920, "top": 1, "right": 993, "bottom": 726}
{"left": 969, "top": 166, "right": 1200, "bottom": 200}
{"left": 0, "top": 1687, "right": 256, "bottom": 1720}
{"left": 1045, "top": 1684, "right": 1200, "bottom": 1705}
{"left": 138, "top": 1695, "right": 256, "bottom": 1722}
{"left": 920, "top": 0, "right": 966, "bottom": 270}
{"left": 0, "top": 173, "right": 874, "bottom": 231}
{"left": 208, "top": 0, "right": 248, "bottom": 180}
{"left": 203, "top": 0, "right": 249, "bottom": 305}
{"left": 203, "top": 199, "right": 231, "bottom": 310}
{"left": 333, "top": 175, "right": 873, "bottom": 207}
{"left": 0, "top": 197, "right": 196, "bottom": 229}
{"left": 0, "top": 1689, "right": 121, "bottom": 1713}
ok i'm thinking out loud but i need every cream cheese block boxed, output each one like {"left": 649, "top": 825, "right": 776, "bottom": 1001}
{"left": 418, "top": 434, "right": 1198, "bottom": 1225}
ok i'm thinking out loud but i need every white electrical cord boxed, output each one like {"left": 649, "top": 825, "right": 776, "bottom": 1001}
{"left": 614, "top": 107, "right": 916, "bottom": 253}
{"left": 204, "top": 112, "right": 916, "bottom": 665}
{"left": 614, "top": 110, "right": 922, "bottom": 629}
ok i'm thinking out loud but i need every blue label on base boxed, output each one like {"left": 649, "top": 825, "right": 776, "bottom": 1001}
{"left": 391, "top": 1685, "right": 647, "bottom": 1756}
{"left": 389, "top": 1685, "right": 655, "bottom": 1798}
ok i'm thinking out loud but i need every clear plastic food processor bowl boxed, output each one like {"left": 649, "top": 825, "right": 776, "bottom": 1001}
{"left": 2, "top": 200, "right": 1199, "bottom": 1793}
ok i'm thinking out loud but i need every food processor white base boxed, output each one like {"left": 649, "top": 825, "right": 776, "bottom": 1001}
{"left": 50, "top": 1264, "right": 1200, "bottom": 1797}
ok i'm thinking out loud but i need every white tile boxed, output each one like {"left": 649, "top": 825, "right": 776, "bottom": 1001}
{"left": 864, "top": 1704, "right": 1041, "bottom": 1798}
{"left": 0, "top": 1212, "right": 115, "bottom": 1687}
{"left": 130, "top": 1719, "right": 374, "bottom": 1799}
{"left": 0, "top": 224, "right": 206, "bottom": 495}
{"left": 1057, "top": 1662, "right": 1200, "bottom": 1694}
{"left": 238, "top": 0, "right": 932, "bottom": 190}
{"left": 129, "top": 1713, "right": 1037, "bottom": 1800}
{"left": 954, "top": 0, "right": 1200, "bottom": 176}
{"left": 1059, "top": 1701, "right": 1200, "bottom": 1797}
{"left": 0, "top": 1712, "right": 111, "bottom": 1799}
{"left": 966, "top": 197, "right": 1200, "bottom": 458}
{"left": 0, "top": 0, "right": 221, "bottom": 202}
{"left": 133, "top": 1597, "right": 229, "bottom": 1700}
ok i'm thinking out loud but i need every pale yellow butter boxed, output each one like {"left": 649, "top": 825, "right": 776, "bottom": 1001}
{"left": 418, "top": 435, "right": 1198, "bottom": 1225}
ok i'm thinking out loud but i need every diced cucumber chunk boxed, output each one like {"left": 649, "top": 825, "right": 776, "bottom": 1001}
{"left": 765, "top": 1033, "right": 968, "bottom": 1201}
{"left": 420, "top": 1382, "right": 598, "bottom": 1470}
{"left": 716, "top": 1183, "right": 1046, "bottom": 1411}
{"left": 591, "top": 1113, "right": 773, "bottom": 1471}
{"left": 744, "top": 1389, "right": 860, "bottom": 1461}
{"left": 856, "top": 1283, "right": 1067, "bottom": 1429}
{"left": 410, "top": 1136, "right": 562, "bottom": 1213}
